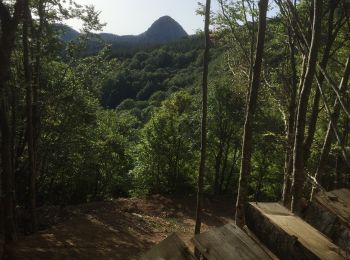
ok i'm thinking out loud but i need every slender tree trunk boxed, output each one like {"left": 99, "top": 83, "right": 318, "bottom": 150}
{"left": 316, "top": 75, "right": 350, "bottom": 168}
{"left": 214, "top": 141, "right": 224, "bottom": 195}
{"left": 245, "top": 0, "right": 256, "bottom": 88}
{"left": 235, "top": 0, "right": 268, "bottom": 228}
{"left": 194, "top": 0, "right": 211, "bottom": 236}
{"left": 0, "top": 96, "right": 16, "bottom": 243}
{"left": 224, "top": 144, "right": 239, "bottom": 193}
{"left": 33, "top": 0, "right": 44, "bottom": 184}
{"left": 23, "top": 0, "right": 37, "bottom": 232}
{"left": 291, "top": 0, "right": 322, "bottom": 213}
{"left": 10, "top": 71, "right": 18, "bottom": 234}
{"left": 23, "top": 0, "right": 37, "bottom": 233}
{"left": 0, "top": 0, "right": 24, "bottom": 243}
{"left": 311, "top": 54, "right": 350, "bottom": 199}
{"left": 282, "top": 27, "right": 297, "bottom": 207}
{"left": 334, "top": 154, "right": 340, "bottom": 189}
{"left": 303, "top": 0, "right": 338, "bottom": 164}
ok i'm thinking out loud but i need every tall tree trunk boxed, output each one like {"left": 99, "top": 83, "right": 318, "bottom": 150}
{"left": 32, "top": 0, "right": 44, "bottom": 184}
{"left": 316, "top": 74, "right": 350, "bottom": 168}
{"left": 235, "top": 0, "right": 268, "bottom": 228}
{"left": 224, "top": 144, "right": 239, "bottom": 193}
{"left": 0, "top": 97, "right": 16, "bottom": 243}
{"left": 0, "top": 0, "right": 24, "bottom": 243}
{"left": 290, "top": 0, "right": 322, "bottom": 213}
{"left": 282, "top": 27, "right": 297, "bottom": 207}
{"left": 311, "top": 54, "right": 350, "bottom": 199}
{"left": 303, "top": 0, "right": 339, "bottom": 164}
{"left": 195, "top": 0, "right": 211, "bottom": 236}
{"left": 23, "top": 0, "right": 37, "bottom": 232}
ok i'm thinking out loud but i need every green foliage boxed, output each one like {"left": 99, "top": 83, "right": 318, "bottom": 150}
{"left": 9, "top": 0, "right": 350, "bottom": 215}
{"left": 206, "top": 66, "right": 245, "bottom": 195}
{"left": 131, "top": 91, "right": 200, "bottom": 195}
{"left": 37, "top": 50, "right": 134, "bottom": 204}
{"left": 101, "top": 36, "right": 205, "bottom": 109}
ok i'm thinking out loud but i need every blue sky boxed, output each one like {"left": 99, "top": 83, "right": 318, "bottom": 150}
{"left": 67, "top": 0, "right": 221, "bottom": 35}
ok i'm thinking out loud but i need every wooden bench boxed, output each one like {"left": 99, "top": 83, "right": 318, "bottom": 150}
{"left": 192, "top": 223, "right": 275, "bottom": 259}
{"left": 141, "top": 233, "right": 195, "bottom": 260}
{"left": 246, "top": 202, "right": 348, "bottom": 260}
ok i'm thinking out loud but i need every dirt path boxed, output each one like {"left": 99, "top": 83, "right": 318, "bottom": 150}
{"left": 6, "top": 195, "right": 233, "bottom": 259}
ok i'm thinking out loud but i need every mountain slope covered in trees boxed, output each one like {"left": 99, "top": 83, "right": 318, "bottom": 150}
{"left": 0, "top": 1, "right": 350, "bottom": 257}
{"left": 61, "top": 16, "right": 188, "bottom": 49}
{"left": 101, "top": 35, "right": 213, "bottom": 108}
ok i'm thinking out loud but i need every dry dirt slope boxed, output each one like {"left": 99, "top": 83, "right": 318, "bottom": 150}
{"left": 6, "top": 195, "right": 231, "bottom": 259}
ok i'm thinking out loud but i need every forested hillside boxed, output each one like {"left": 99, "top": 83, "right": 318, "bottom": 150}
{"left": 59, "top": 15, "right": 189, "bottom": 55}
{"left": 101, "top": 35, "right": 207, "bottom": 108}
{"left": 0, "top": 0, "right": 350, "bottom": 258}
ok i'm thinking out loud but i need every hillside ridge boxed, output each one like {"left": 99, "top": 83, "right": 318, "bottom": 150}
{"left": 61, "top": 15, "right": 188, "bottom": 45}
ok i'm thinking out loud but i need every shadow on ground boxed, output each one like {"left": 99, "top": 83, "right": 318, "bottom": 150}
{"left": 6, "top": 195, "right": 233, "bottom": 259}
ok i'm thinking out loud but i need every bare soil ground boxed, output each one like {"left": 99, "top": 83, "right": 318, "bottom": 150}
{"left": 5, "top": 195, "right": 233, "bottom": 259}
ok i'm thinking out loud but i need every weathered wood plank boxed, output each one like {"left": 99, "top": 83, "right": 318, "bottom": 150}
{"left": 303, "top": 189, "right": 350, "bottom": 252}
{"left": 246, "top": 202, "right": 347, "bottom": 260}
{"left": 315, "top": 189, "right": 350, "bottom": 224}
{"left": 243, "top": 226, "right": 279, "bottom": 260}
{"left": 192, "top": 223, "right": 274, "bottom": 260}
{"left": 141, "top": 233, "right": 195, "bottom": 260}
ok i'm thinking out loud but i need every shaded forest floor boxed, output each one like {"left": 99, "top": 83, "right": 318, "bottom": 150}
{"left": 4, "top": 195, "right": 233, "bottom": 259}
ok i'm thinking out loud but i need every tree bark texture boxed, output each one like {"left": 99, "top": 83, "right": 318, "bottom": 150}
{"left": 0, "top": 0, "right": 24, "bottom": 243}
{"left": 291, "top": 0, "right": 322, "bottom": 213}
{"left": 303, "top": 0, "right": 339, "bottom": 165}
{"left": 23, "top": 0, "right": 37, "bottom": 233}
{"left": 235, "top": 0, "right": 268, "bottom": 228}
{"left": 282, "top": 27, "right": 297, "bottom": 208}
{"left": 195, "top": 0, "right": 211, "bottom": 236}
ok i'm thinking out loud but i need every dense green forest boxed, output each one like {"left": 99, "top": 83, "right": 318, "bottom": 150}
{"left": 0, "top": 0, "right": 349, "bottom": 250}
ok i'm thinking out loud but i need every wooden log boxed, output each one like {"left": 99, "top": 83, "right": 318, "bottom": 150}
{"left": 141, "top": 233, "right": 195, "bottom": 260}
{"left": 303, "top": 189, "right": 350, "bottom": 252}
{"left": 192, "top": 223, "right": 275, "bottom": 260}
{"left": 246, "top": 202, "right": 347, "bottom": 260}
